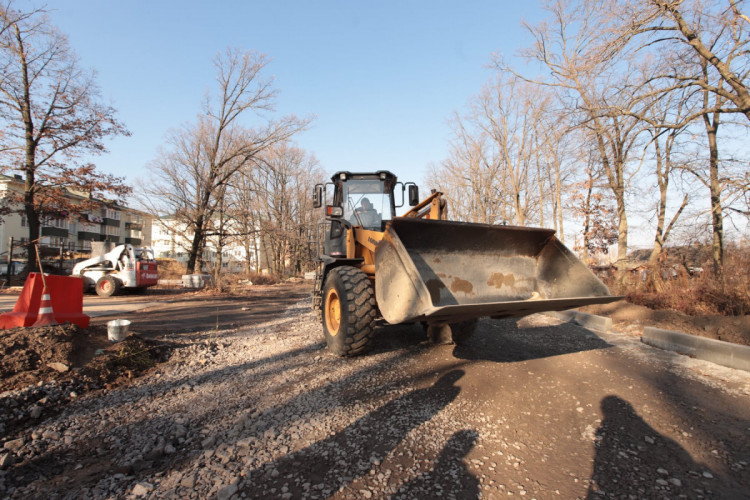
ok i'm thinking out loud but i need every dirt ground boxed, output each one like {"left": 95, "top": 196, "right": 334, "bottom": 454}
{"left": 89, "top": 281, "right": 312, "bottom": 335}
{"left": 0, "top": 281, "right": 310, "bottom": 387}
{"left": 0, "top": 280, "right": 746, "bottom": 400}
{"left": 1, "top": 281, "right": 748, "bottom": 498}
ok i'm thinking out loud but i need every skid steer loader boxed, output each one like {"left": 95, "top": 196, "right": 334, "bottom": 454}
{"left": 312, "top": 171, "right": 620, "bottom": 356}
{"left": 72, "top": 244, "right": 158, "bottom": 297}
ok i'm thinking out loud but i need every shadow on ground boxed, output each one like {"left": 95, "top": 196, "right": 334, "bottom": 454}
{"left": 586, "top": 395, "right": 739, "bottom": 498}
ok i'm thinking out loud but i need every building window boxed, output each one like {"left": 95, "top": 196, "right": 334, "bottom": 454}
{"left": 42, "top": 217, "right": 67, "bottom": 229}
{"left": 105, "top": 225, "right": 121, "bottom": 236}
{"left": 106, "top": 209, "right": 121, "bottom": 220}
{"left": 21, "top": 214, "right": 26, "bottom": 227}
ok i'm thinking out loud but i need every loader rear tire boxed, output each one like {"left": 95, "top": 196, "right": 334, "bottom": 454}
{"left": 96, "top": 275, "right": 120, "bottom": 297}
{"left": 321, "top": 266, "right": 376, "bottom": 356}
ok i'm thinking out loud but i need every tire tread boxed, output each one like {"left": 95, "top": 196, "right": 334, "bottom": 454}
{"left": 322, "top": 266, "right": 376, "bottom": 356}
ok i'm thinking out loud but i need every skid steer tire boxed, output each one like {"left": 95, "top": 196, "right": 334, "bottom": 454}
{"left": 321, "top": 266, "right": 377, "bottom": 356}
{"left": 451, "top": 319, "right": 478, "bottom": 344}
{"left": 96, "top": 275, "right": 121, "bottom": 297}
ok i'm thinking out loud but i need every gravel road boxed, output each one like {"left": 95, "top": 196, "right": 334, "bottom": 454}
{"left": 1, "top": 298, "right": 748, "bottom": 499}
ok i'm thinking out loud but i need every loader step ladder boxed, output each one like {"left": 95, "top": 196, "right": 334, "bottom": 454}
{"left": 310, "top": 221, "right": 329, "bottom": 315}
{"left": 311, "top": 260, "right": 324, "bottom": 314}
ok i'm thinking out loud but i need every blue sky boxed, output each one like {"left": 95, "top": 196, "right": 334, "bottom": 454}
{"left": 33, "top": 1, "right": 541, "bottom": 188}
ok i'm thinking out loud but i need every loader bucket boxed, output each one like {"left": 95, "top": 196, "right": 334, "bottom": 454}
{"left": 375, "top": 218, "right": 620, "bottom": 325}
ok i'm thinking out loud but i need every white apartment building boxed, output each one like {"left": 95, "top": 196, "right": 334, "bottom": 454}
{"left": 0, "top": 174, "right": 152, "bottom": 257}
{"left": 151, "top": 216, "right": 254, "bottom": 274}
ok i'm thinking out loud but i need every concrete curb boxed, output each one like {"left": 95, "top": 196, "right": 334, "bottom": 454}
{"left": 546, "top": 309, "right": 749, "bottom": 373}
{"left": 643, "top": 327, "right": 750, "bottom": 373}
{"left": 546, "top": 310, "right": 612, "bottom": 333}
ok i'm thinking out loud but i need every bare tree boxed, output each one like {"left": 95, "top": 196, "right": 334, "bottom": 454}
{"left": 143, "top": 49, "right": 310, "bottom": 274}
{"left": 613, "top": 0, "right": 750, "bottom": 122}
{"left": 473, "top": 76, "right": 542, "bottom": 225}
{"left": 247, "top": 144, "right": 323, "bottom": 276}
{"left": 0, "top": 3, "right": 129, "bottom": 265}
{"left": 498, "top": 0, "right": 647, "bottom": 270}
{"left": 429, "top": 77, "right": 554, "bottom": 227}
{"left": 225, "top": 168, "right": 263, "bottom": 274}
{"left": 531, "top": 101, "right": 576, "bottom": 238}
{"left": 427, "top": 115, "right": 502, "bottom": 224}
{"left": 641, "top": 84, "right": 693, "bottom": 263}
{"left": 604, "top": 0, "right": 750, "bottom": 273}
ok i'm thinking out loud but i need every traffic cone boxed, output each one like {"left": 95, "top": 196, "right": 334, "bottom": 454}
{"left": 32, "top": 286, "right": 57, "bottom": 327}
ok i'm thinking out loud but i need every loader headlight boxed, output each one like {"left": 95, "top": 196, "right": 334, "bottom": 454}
{"left": 326, "top": 205, "right": 344, "bottom": 217}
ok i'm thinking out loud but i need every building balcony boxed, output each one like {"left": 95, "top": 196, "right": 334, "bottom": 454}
{"left": 125, "top": 221, "right": 143, "bottom": 230}
{"left": 104, "top": 236, "right": 120, "bottom": 244}
{"left": 78, "top": 231, "right": 105, "bottom": 242}
{"left": 125, "top": 237, "right": 142, "bottom": 246}
{"left": 41, "top": 227, "right": 69, "bottom": 238}
{"left": 82, "top": 214, "right": 103, "bottom": 224}
{"left": 103, "top": 217, "right": 121, "bottom": 227}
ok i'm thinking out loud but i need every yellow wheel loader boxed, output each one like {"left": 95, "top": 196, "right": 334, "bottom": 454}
{"left": 312, "top": 171, "right": 620, "bottom": 356}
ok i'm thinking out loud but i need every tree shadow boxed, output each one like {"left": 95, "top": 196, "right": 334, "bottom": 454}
{"left": 395, "top": 429, "right": 480, "bottom": 499}
{"left": 587, "top": 395, "right": 738, "bottom": 499}
{"left": 237, "top": 370, "right": 466, "bottom": 498}
{"left": 452, "top": 317, "right": 611, "bottom": 363}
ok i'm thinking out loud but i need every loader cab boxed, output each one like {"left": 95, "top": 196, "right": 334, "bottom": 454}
{"left": 332, "top": 171, "right": 397, "bottom": 231}
{"left": 318, "top": 171, "right": 398, "bottom": 257}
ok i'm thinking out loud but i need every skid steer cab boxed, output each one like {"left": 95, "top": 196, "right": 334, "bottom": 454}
{"left": 72, "top": 244, "right": 158, "bottom": 297}
{"left": 311, "top": 170, "right": 620, "bottom": 357}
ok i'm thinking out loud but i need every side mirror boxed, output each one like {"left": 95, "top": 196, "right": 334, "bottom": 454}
{"left": 313, "top": 185, "right": 323, "bottom": 208}
{"left": 408, "top": 185, "right": 419, "bottom": 206}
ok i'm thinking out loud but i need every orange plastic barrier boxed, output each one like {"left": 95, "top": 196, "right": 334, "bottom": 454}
{"left": 0, "top": 273, "right": 90, "bottom": 329}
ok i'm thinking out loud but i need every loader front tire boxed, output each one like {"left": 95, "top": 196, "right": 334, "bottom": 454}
{"left": 322, "top": 266, "right": 376, "bottom": 356}
{"left": 451, "top": 319, "right": 478, "bottom": 344}
{"left": 96, "top": 275, "right": 120, "bottom": 297}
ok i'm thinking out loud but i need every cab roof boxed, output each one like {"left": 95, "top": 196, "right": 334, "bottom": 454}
{"left": 330, "top": 171, "right": 398, "bottom": 183}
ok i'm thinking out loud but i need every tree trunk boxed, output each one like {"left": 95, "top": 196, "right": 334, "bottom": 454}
{"left": 242, "top": 238, "right": 253, "bottom": 275}
{"left": 214, "top": 247, "right": 223, "bottom": 288}
{"left": 554, "top": 165, "right": 564, "bottom": 242}
{"left": 703, "top": 111, "right": 724, "bottom": 277}
{"left": 649, "top": 137, "right": 668, "bottom": 264}
{"left": 24, "top": 172, "right": 40, "bottom": 272}
{"left": 186, "top": 215, "right": 204, "bottom": 274}
{"left": 614, "top": 184, "right": 628, "bottom": 266}
{"left": 514, "top": 192, "right": 524, "bottom": 226}
{"left": 582, "top": 180, "right": 592, "bottom": 262}
{"left": 18, "top": 24, "right": 40, "bottom": 271}
{"left": 537, "top": 160, "right": 544, "bottom": 227}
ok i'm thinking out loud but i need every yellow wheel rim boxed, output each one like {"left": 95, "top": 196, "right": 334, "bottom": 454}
{"left": 325, "top": 288, "right": 341, "bottom": 336}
